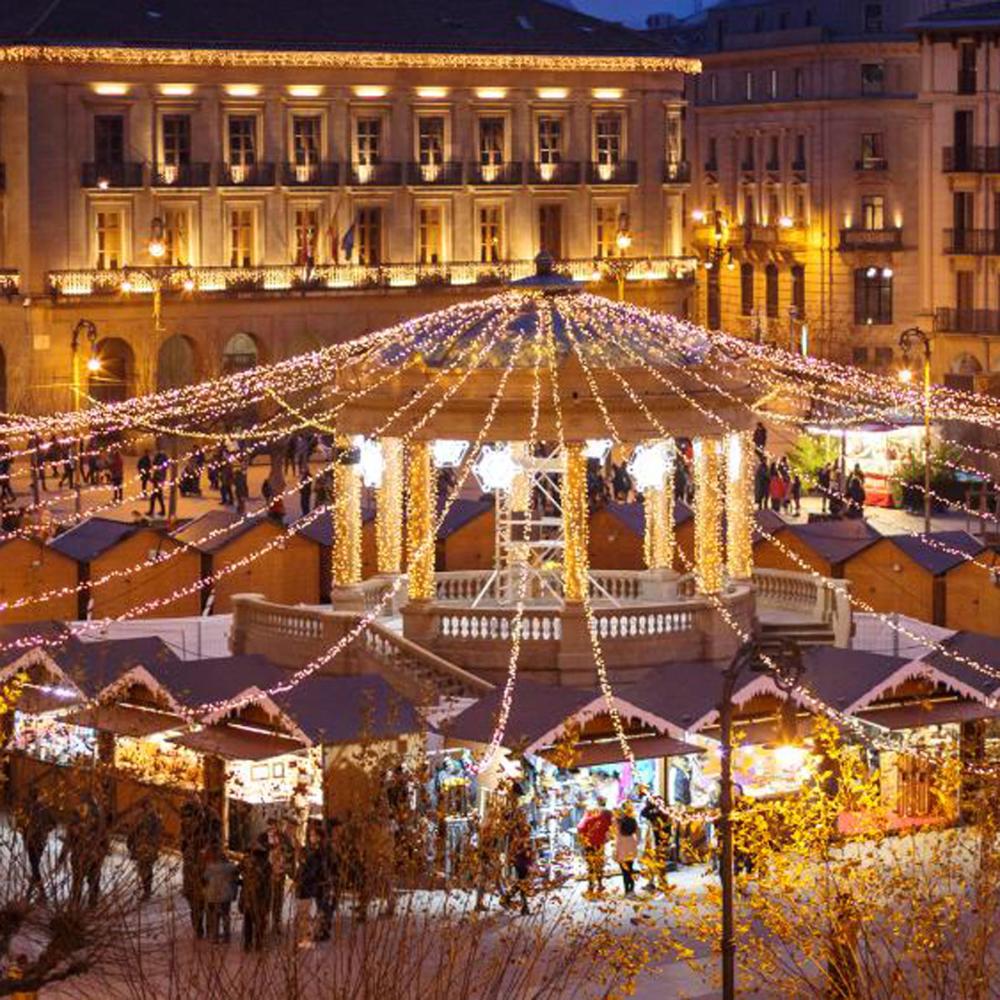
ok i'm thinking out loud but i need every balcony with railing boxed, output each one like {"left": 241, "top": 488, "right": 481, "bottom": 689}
{"left": 282, "top": 162, "right": 339, "bottom": 187}
{"left": 81, "top": 162, "right": 144, "bottom": 188}
{"left": 217, "top": 162, "right": 276, "bottom": 187}
{"left": 839, "top": 226, "right": 903, "bottom": 251}
{"left": 47, "top": 255, "right": 699, "bottom": 299}
{"left": 527, "top": 161, "right": 581, "bottom": 185}
{"left": 942, "top": 146, "right": 1000, "bottom": 172}
{"left": 347, "top": 161, "right": 403, "bottom": 186}
{"left": 587, "top": 160, "right": 637, "bottom": 185}
{"left": 405, "top": 161, "right": 464, "bottom": 186}
{"left": 468, "top": 161, "right": 522, "bottom": 185}
{"left": 855, "top": 157, "right": 888, "bottom": 171}
{"left": 663, "top": 160, "right": 690, "bottom": 183}
{"left": 934, "top": 307, "right": 1000, "bottom": 334}
{"left": 467, "top": 161, "right": 522, "bottom": 186}
{"left": 152, "top": 162, "right": 212, "bottom": 188}
{"left": 944, "top": 229, "right": 1000, "bottom": 254}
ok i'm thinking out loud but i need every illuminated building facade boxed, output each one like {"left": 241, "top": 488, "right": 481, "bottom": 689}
{"left": 0, "top": 0, "right": 697, "bottom": 412}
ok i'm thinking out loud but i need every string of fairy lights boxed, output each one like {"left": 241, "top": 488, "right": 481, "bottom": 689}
{"left": 10, "top": 288, "right": 1000, "bottom": 783}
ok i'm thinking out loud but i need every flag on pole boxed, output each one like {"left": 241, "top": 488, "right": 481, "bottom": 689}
{"left": 342, "top": 222, "right": 356, "bottom": 261}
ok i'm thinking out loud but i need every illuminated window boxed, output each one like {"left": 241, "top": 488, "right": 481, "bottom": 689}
{"left": 292, "top": 115, "right": 321, "bottom": 166}
{"left": 479, "top": 118, "right": 505, "bottom": 165}
{"left": 418, "top": 117, "right": 445, "bottom": 166}
{"left": 293, "top": 206, "right": 320, "bottom": 265}
{"left": 861, "top": 194, "right": 884, "bottom": 230}
{"left": 478, "top": 206, "right": 504, "bottom": 263}
{"left": 595, "top": 114, "right": 622, "bottom": 165}
{"left": 854, "top": 268, "right": 892, "bottom": 324}
{"left": 95, "top": 210, "right": 123, "bottom": 269}
{"left": 162, "top": 208, "right": 189, "bottom": 266}
{"left": 594, "top": 204, "right": 619, "bottom": 258}
{"left": 228, "top": 207, "right": 255, "bottom": 267}
{"left": 356, "top": 118, "right": 381, "bottom": 166}
{"left": 538, "top": 117, "right": 562, "bottom": 164}
{"left": 418, "top": 206, "right": 443, "bottom": 264}
{"left": 161, "top": 115, "right": 191, "bottom": 167}
{"left": 357, "top": 207, "right": 382, "bottom": 266}
{"left": 227, "top": 115, "right": 256, "bottom": 166}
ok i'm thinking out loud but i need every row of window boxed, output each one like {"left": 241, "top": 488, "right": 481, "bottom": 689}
{"left": 703, "top": 62, "right": 889, "bottom": 104}
{"left": 710, "top": 3, "right": 881, "bottom": 38}
{"left": 92, "top": 201, "right": 633, "bottom": 269}
{"left": 738, "top": 263, "right": 805, "bottom": 319}
{"left": 91, "top": 107, "right": 684, "bottom": 171}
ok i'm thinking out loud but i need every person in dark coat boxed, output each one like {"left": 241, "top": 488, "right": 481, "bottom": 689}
{"left": 148, "top": 450, "right": 168, "bottom": 517}
{"left": 60, "top": 794, "right": 110, "bottom": 907}
{"left": 180, "top": 799, "right": 209, "bottom": 937}
{"left": 127, "top": 799, "right": 164, "bottom": 900}
{"left": 752, "top": 421, "right": 767, "bottom": 458}
{"left": 817, "top": 463, "right": 832, "bottom": 514}
{"left": 137, "top": 450, "right": 152, "bottom": 497}
{"left": 203, "top": 844, "right": 239, "bottom": 944}
{"left": 16, "top": 786, "right": 55, "bottom": 897}
{"left": 298, "top": 466, "right": 312, "bottom": 516}
{"left": 239, "top": 835, "right": 272, "bottom": 951}
{"left": 754, "top": 458, "right": 769, "bottom": 511}
{"left": 296, "top": 823, "right": 330, "bottom": 946}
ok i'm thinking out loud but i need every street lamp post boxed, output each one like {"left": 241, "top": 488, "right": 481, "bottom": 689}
{"left": 598, "top": 213, "right": 638, "bottom": 301}
{"left": 70, "top": 319, "right": 99, "bottom": 515}
{"left": 898, "top": 326, "right": 933, "bottom": 534}
{"left": 718, "top": 639, "right": 805, "bottom": 1000}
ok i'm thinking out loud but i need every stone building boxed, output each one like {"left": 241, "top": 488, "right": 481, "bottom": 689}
{"left": 682, "top": 0, "right": 930, "bottom": 370}
{"left": 0, "top": 0, "right": 697, "bottom": 412}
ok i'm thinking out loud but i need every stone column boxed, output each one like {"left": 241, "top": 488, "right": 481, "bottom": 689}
{"left": 332, "top": 435, "right": 363, "bottom": 608}
{"left": 643, "top": 439, "right": 676, "bottom": 570}
{"left": 725, "top": 431, "right": 754, "bottom": 581}
{"left": 406, "top": 440, "right": 435, "bottom": 602}
{"left": 693, "top": 436, "right": 725, "bottom": 594}
{"left": 376, "top": 437, "right": 404, "bottom": 576}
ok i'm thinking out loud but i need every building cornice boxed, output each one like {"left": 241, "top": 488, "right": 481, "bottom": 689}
{"left": 0, "top": 44, "right": 701, "bottom": 75}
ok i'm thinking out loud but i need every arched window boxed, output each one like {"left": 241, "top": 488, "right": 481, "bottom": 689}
{"left": 157, "top": 334, "right": 199, "bottom": 391}
{"left": 222, "top": 332, "right": 260, "bottom": 374}
{"left": 740, "top": 263, "right": 754, "bottom": 316}
{"left": 89, "top": 337, "right": 134, "bottom": 403}
{"left": 765, "top": 264, "right": 779, "bottom": 318}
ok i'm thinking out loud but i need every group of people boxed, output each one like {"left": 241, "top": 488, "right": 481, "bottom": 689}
{"left": 14, "top": 786, "right": 163, "bottom": 909}
{"left": 755, "top": 456, "right": 803, "bottom": 516}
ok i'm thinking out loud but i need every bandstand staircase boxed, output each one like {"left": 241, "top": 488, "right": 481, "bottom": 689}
{"left": 758, "top": 619, "right": 837, "bottom": 656}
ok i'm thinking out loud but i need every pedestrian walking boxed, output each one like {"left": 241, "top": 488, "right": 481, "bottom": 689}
{"left": 239, "top": 835, "right": 272, "bottom": 951}
{"left": 791, "top": 474, "right": 802, "bottom": 517}
{"left": 59, "top": 444, "right": 76, "bottom": 491}
{"left": 234, "top": 461, "right": 249, "bottom": 515}
{"left": 60, "top": 794, "right": 110, "bottom": 907}
{"left": 267, "top": 817, "right": 296, "bottom": 934}
{"left": 504, "top": 810, "right": 534, "bottom": 916}
{"left": 577, "top": 797, "right": 613, "bottom": 896}
{"left": 754, "top": 458, "right": 769, "bottom": 511}
{"left": 47, "top": 435, "right": 61, "bottom": 484}
{"left": 203, "top": 844, "right": 239, "bottom": 944}
{"left": 0, "top": 441, "right": 15, "bottom": 503}
{"left": 614, "top": 804, "right": 640, "bottom": 896}
{"left": 180, "top": 800, "right": 209, "bottom": 937}
{"left": 817, "top": 463, "right": 832, "bottom": 514}
{"left": 148, "top": 450, "right": 168, "bottom": 517}
{"left": 126, "top": 799, "right": 164, "bottom": 901}
{"left": 16, "top": 786, "right": 55, "bottom": 897}
{"left": 219, "top": 455, "right": 234, "bottom": 506}
{"left": 109, "top": 449, "right": 124, "bottom": 503}
{"left": 295, "top": 823, "right": 330, "bottom": 947}
{"left": 753, "top": 421, "right": 767, "bottom": 458}
{"left": 137, "top": 449, "right": 152, "bottom": 497}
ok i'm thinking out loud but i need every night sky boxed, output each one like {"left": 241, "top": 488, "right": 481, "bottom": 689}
{"left": 571, "top": 0, "right": 700, "bottom": 29}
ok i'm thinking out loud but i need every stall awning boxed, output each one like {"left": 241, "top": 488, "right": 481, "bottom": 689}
{"left": 62, "top": 703, "right": 186, "bottom": 738}
{"left": 171, "top": 725, "right": 308, "bottom": 761}
{"left": 858, "top": 699, "right": 1000, "bottom": 732}
{"left": 17, "top": 684, "right": 83, "bottom": 716}
{"left": 541, "top": 734, "right": 704, "bottom": 768}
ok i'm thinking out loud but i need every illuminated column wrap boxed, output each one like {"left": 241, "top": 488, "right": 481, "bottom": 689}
{"left": 406, "top": 440, "right": 435, "bottom": 601}
{"left": 562, "top": 441, "right": 589, "bottom": 603}
{"left": 693, "top": 436, "right": 725, "bottom": 594}
{"left": 643, "top": 439, "right": 675, "bottom": 571}
{"left": 332, "top": 435, "right": 362, "bottom": 587}
{"left": 725, "top": 431, "right": 754, "bottom": 581}
{"left": 376, "top": 437, "right": 404, "bottom": 575}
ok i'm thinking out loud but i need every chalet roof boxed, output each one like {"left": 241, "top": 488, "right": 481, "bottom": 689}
{"left": 0, "top": 0, "right": 669, "bottom": 57}
{"left": 445, "top": 679, "right": 597, "bottom": 748}
{"left": 800, "top": 646, "right": 911, "bottom": 713}
{"left": 296, "top": 508, "right": 376, "bottom": 548}
{"left": 49, "top": 517, "right": 161, "bottom": 563}
{"left": 921, "top": 631, "right": 1000, "bottom": 700}
{"left": 786, "top": 519, "right": 881, "bottom": 565}
{"left": 886, "top": 531, "right": 984, "bottom": 576}
{"left": 171, "top": 509, "right": 271, "bottom": 554}
{"left": 54, "top": 636, "right": 181, "bottom": 696}
{"left": 438, "top": 498, "right": 493, "bottom": 540}
{"left": 752, "top": 508, "right": 787, "bottom": 544}
{"left": 0, "top": 622, "right": 72, "bottom": 670}
{"left": 602, "top": 500, "right": 693, "bottom": 537}
{"left": 272, "top": 674, "right": 424, "bottom": 744}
